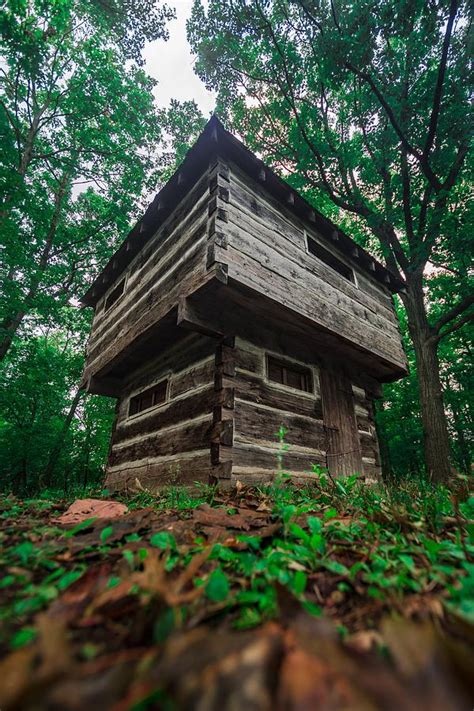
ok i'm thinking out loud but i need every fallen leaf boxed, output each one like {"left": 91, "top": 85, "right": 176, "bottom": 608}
{"left": 53, "top": 499, "right": 128, "bottom": 526}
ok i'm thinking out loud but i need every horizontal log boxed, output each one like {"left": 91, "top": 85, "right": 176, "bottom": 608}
{"left": 109, "top": 417, "right": 213, "bottom": 467}
{"left": 89, "top": 226, "right": 207, "bottom": 358}
{"left": 231, "top": 441, "right": 325, "bottom": 472}
{"left": 233, "top": 371, "right": 322, "bottom": 418}
{"left": 170, "top": 357, "right": 215, "bottom": 398}
{"left": 105, "top": 451, "right": 212, "bottom": 490}
{"left": 229, "top": 168, "right": 304, "bottom": 248}
{"left": 92, "top": 218, "right": 208, "bottom": 346}
{"left": 114, "top": 385, "right": 220, "bottom": 444}
{"left": 234, "top": 400, "right": 327, "bottom": 451}
{"left": 233, "top": 341, "right": 265, "bottom": 374}
{"left": 231, "top": 467, "right": 325, "bottom": 486}
{"left": 229, "top": 165, "right": 394, "bottom": 312}
{"left": 92, "top": 173, "right": 209, "bottom": 327}
{"left": 84, "top": 250, "right": 210, "bottom": 379}
{"left": 125, "top": 335, "right": 215, "bottom": 396}
{"left": 225, "top": 214, "right": 401, "bottom": 342}
{"left": 178, "top": 295, "right": 225, "bottom": 338}
{"left": 228, "top": 168, "right": 393, "bottom": 312}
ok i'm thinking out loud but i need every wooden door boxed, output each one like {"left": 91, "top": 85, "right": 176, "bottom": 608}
{"left": 319, "top": 368, "right": 362, "bottom": 477}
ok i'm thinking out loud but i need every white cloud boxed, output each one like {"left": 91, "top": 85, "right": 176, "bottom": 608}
{"left": 143, "top": 0, "right": 215, "bottom": 115}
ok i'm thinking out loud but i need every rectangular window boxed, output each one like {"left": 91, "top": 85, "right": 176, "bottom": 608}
{"left": 104, "top": 279, "right": 125, "bottom": 312}
{"left": 307, "top": 236, "right": 354, "bottom": 282}
{"left": 129, "top": 379, "right": 168, "bottom": 416}
{"left": 267, "top": 355, "right": 312, "bottom": 393}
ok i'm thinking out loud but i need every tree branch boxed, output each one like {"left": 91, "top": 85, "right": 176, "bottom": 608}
{"left": 433, "top": 311, "right": 474, "bottom": 343}
{"left": 423, "top": 0, "right": 459, "bottom": 159}
{"left": 432, "top": 293, "right": 474, "bottom": 337}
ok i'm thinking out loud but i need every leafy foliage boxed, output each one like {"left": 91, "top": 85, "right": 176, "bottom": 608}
{"left": 1, "top": 478, "right": 472, "bottom": 651}
{"left": 0, "top": 0, "right": 206, "bottom": 492}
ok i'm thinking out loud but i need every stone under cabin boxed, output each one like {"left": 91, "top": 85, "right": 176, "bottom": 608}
{"left": 80, "top": 116, "right": 407, "bottom": 491}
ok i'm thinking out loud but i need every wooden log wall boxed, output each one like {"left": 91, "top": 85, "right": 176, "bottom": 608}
{"left": 83, "top": 168, "right": 214, "bottom": 384}
{"left": 210, "top": 162, "right": 406, "bottom": 373}
{"left": 105, "top": 333, "right": 216, "bottom": 491}
{"left": 209, "top": 337, "right": 383, "bottom": 487}
{"left": 352, "top": 384, "right": 382, "bottom": 482}
{"left": 210, "top": 338, "right": 236, "bottom": 485}
{"left": 224, "top": 337, "right": 327, "bottom": 485}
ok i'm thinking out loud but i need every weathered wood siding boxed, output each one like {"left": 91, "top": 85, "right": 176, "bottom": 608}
{"left": 319, "top": 368, "right": 362, "bottom": 478}
{"left": 210, "top": 337, "right": 327, "bottom": 486}
{"left": 105, "top": 333, "right": 216, "bottom": 491}
{"left": 209, "top": 162, "right": 406, "bottom": 372}
{"left": 352, "top": 384, "right": 382, "bottom": 482}
{"left": 104, "top": 332, "right": 382, "bottom": 491}
{"left": 210, "top": 336, "right": 382, "bottom": 487}
{"left": 83, "top": 169, "right": 214, "bottom": 383}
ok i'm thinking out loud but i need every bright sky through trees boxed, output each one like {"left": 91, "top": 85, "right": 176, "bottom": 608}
{"left": 144, "top": 0, "right": 215, "bottom": 114}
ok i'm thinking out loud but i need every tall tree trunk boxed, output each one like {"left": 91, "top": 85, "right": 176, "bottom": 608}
{"left": 42, "top": 388, "right": 83, "bottom": 488}
{"left": 0, "top": 310, "right": 27, "bottom": 361}
{"left": 402, "top": 273, "right": 452, "bottom": 483}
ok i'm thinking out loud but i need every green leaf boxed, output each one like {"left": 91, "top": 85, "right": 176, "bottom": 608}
{"left": 324, "top": 560, "right": 350, "bottom": 576}
{"left": 302, "top": 600, "right": 322, "bottom": 617}
{"left": 64, "top": 518, "right": 98, "bottom": 538}
{"left": 13, "top": 541, "right": 34, "bottom": 564}
{"left": 0, "top": 574, "right": 16, "bottom": 589}
{"left": 289, "top": 523, "right": 311, "bottom": 544}
{"left": 398, "top": 554, "right": 416, "bottom": 572}
{"left": 57, "top": 568, "right": 84, "bottom": 591}
{"left": 154, "top": 607, "right": 177, "bottom": 642}
{"left": 308, "top": 516, "right": 323, "bottom": 534}
{"left": 292, "top": 570, "right": 307, "bottom": 594}
{"left": 100, "top": 526, "right": 113, "bottom": 544}
{"left": 11, "top": 627, "right": 37, "bottom": 649}
{"left": 205, "top": 568, "right": 230, "bottom": 602}
{"left": 150, "top": 532, "right": 176, "bottom": 549}
{"left": 123, "top": 549, "right": 134, "bottom": 567}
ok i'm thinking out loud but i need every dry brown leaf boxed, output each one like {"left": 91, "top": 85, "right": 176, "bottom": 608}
{"left": 53, "top": 499, "right": 128, "bottom": 525}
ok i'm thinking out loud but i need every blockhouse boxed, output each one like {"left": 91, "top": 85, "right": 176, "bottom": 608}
{"left": 80, "top": 116, "right": 407, "bottom": 490}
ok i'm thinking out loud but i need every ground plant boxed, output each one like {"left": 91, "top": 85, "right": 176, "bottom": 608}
{"left": 1, "top": 474, "right": 473, "bottom": 707}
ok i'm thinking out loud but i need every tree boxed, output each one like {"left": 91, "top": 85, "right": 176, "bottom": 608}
{"left": 157, "top": 99, "right": 208, "bottom": 181}
{"left": 188, "top": 0, "right": 473, "bottom": 482}
{"left": 0, "top": 0, "right": 174, "bottom": 361}
{"left": 0, "top": 0, "right": 208, "bottom": 490}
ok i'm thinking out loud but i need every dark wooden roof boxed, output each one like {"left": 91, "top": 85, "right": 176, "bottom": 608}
{"left": 81, "top": 115, "right": 404, "bottom": 306}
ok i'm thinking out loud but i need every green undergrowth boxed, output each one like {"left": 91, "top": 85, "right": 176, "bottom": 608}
{"left": 1, "top": 474, "right": 473, "bottom": 653}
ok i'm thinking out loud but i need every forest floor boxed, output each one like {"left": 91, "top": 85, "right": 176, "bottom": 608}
{"left": 1, "top": 476, "right": 473, "bottom": 710}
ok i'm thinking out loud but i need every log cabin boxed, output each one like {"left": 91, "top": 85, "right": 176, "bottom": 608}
{"left": 80, "top": 115, "right": 407, "bottom": 491}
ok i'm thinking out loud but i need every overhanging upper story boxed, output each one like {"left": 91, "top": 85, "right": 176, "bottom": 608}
{"left": 81, "top": 116, "right": 407, "bottom": 394}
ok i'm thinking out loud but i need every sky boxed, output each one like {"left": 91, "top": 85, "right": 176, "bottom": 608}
{"left": 143, "top": 0, "right": 216, "bottom": 116}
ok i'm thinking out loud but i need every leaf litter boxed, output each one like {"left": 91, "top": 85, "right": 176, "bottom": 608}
{"left": 0, "top": 478, "right": 473, "bottom": 710}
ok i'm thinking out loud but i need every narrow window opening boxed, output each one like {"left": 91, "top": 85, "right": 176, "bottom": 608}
{"left": 307, "top": 236, "right": 354, "bottom": 282}
{"left": 104, "top": 278, "right": 125, "bottom": 312}
{"left": 129, "top": 379, "right": 168, "bottom": 416}
{"left": 267, "top": 355, "right": 312, "bottom": 393}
